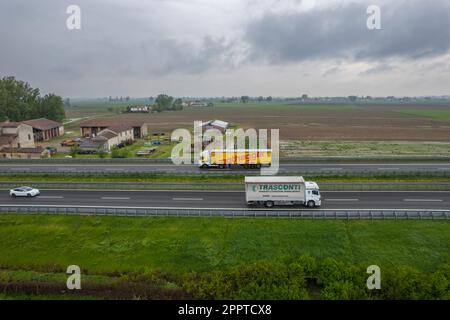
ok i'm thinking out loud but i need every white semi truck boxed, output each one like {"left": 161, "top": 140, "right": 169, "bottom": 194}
{"left": 245, "top": 176, "right": 321, "bottom": 208}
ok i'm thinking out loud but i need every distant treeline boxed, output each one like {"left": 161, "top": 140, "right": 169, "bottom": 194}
{"left": 0, "top": 76, "right": 65, "bottom": 122}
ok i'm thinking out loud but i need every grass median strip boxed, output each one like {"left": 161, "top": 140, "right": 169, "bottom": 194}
{"left": 0, "top": 172, "right": 449, "bottom": 183}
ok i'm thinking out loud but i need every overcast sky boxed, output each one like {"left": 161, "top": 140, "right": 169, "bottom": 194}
{"left": 1, "top": 0, "right": 450, "bottom": 98}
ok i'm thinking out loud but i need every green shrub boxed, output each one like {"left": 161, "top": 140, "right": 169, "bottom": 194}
{"left": 111, "top": 147, "right": 129, "bottom": 158}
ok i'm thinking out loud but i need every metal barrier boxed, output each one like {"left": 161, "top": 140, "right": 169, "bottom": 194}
{"left": 1, "top": 182, "right": 450, "bottom": 191}
{"left": 0, "top": 205, "right": 448, "bottom": 220}
{"left": 1, "top": 155, "right": 450, "bottom": 164}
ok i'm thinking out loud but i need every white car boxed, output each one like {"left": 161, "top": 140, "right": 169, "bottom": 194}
{"left": 10, "top": 187, "right": 40, "bottom": 198}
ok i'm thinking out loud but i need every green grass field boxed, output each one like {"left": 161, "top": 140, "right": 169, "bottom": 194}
{"left": 0, "top": 215, "right": 448, "bottom": 274}
{"left": 216, "top": 102, "right": 362, "bottom": 111}
{"left": 394, "top": 109, "right": 450, "bottom": 123}
{"left": 0, "top": 215, "right": 449, "bottom": 299}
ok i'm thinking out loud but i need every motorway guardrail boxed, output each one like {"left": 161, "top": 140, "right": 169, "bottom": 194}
{"left": 0, "top": 205, "right": 448, "bottom": 220}
{"left": 1, "top": 155, "right": 450, "bottom": 165}
{"left": 1, "top": 182, "right": 450, "bottom": 191}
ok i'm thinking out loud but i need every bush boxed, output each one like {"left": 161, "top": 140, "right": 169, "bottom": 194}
{"left": 96, "top": 147, "right": 107, "bottom": 158}
{"left": 111, "top": 147, "right": 130, "bottom": 158}
{"left": 69, "top": 145, "right": 81, "bottom": 157}
{"left": 182, "top": 257, "right": 450, "bottom": 300}
{"left": 183, "top": 261, "right": 309, "bottom": 300}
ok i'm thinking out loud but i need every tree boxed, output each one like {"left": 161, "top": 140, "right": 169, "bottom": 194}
{"left": 155, "top": 94, "right": 174, "bottom": 110}
{"left": 266, "top": 96, "right": 273, "bottom": 102}
{"left": 172, "top": 98, "right": 183, "bottom": 111}
{"left": 0, "top": 76, "right": 39, "bottom": 121}
{"left": 0, "top": 76, "right": 65, "bottom": 122}
{"left": 37, "top": 94, "right": 65, "bottom": 122}
{"left": 240, "top": 96, "right": 250, "bottom": 103}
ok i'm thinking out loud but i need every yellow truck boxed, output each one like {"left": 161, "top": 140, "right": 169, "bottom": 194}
{"left": 199, "top": 149, "right": 272, "bottom": 169}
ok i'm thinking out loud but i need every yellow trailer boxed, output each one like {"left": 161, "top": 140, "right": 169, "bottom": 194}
{"left": 199, "top": 149, "right": 272, "bottom": 168}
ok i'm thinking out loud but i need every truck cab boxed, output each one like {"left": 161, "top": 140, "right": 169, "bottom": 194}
{"left": 304, "top": 181, "right": 322, "bottom": 207}
{"left": 199, "top": 150, "right": 211, "bottom": 168}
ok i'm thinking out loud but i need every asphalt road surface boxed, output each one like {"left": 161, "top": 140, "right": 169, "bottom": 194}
{"left": 1, "top": 190, "right": 450, "bottom": 210}
{"left": 2, "top": 163, "right": 450, "bottom": 174}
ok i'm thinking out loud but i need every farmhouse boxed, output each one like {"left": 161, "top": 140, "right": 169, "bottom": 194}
{"left": 80, "top": 119, "right": 148, "bottom": 139}
{"left": 23, "top": 118, "right": 64, "bottom": 141}
{"left": 0, "top": 121, "right": 47, "bottom": 158}
{"left": 79, "top": 125, "right": 134, "bottom": 152}
{"left": 0, "top": 121, "right": 35, "bottom": 149}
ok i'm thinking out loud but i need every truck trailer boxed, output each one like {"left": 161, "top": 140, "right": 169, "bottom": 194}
{"left": 199, "top": 149, "right": 272, "bottom": 169}
{"left": 245, "top": 176, "right": 321, "bottom": 208}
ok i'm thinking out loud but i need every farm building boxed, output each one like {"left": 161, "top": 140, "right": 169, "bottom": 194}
{"left": 79, "top": 125, "right": 134, "bottom": 152}
{"left": 202, "top": 120, "right": 229, "bottom": 133}
{"left": 126, "top": 106, "right": 151, "bottom": 113}
{"left": 188, "top": 101, "right": 214, "bottom": 107}
{"left": 23, "top": 118, "right": 64, "bottom": 141}
{"left": 0, "top": 146, "right": 47, "bottom": 159}
{"left": 0, "top": 121, "right": 35, "bottom": 149}
{"left": 80, "top": 119, "right": 148, "bottom": 139}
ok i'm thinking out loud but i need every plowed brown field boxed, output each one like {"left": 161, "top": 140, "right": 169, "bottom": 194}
{"left": 66, "top": 104, "right": 450, "bottom": 141}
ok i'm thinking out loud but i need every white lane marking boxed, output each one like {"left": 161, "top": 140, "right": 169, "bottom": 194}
{"left": 377, "top": 168, "right": 400, "bottom": 170}
{"left": 105, "top": 168, "right": 124, "bottom": 171}
{"left": 438, "top": 168, "right": 450, "bottom": 171}
{"left": 172, "top": 197, "right": 204, "bottom": 201}
{"left": 101, "top": 197, "right": 131, "bottom": 200}
{"left": 37, "top": 196, "right": 64, "bottom": 199}
{"left": 403, "top": 199, "right": 443, "bottom": 202}
{"left": 325, "top": 198, "right": 359, "bottom": 202}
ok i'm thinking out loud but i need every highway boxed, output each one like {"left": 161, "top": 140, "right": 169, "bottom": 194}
{"left": 2, "top": 163, "right": 450, "bottom": 174}
{"left": 1, "top": 190, "right": 450, "bottom": 210}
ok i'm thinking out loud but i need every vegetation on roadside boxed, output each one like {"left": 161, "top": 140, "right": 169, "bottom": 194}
{"left": 0, "top": 215, "right": 448, "bottom": 299}
{"left": 0, "top": 172, "right": 449, "bottom": 184}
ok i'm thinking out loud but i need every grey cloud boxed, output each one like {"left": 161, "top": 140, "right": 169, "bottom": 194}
{"left": 359, "top": 64, "right": 398, "bottom": 76}
{"left": 1, "top": 0, "right": 449, "bottom": 97}
{"left": 322, "top": 65, "right": 342, "bottom": 77}
{"left": 244, "top": 0, "right": 450, "bottom": 64}
{"left": 0, "top": 0, "right": 236, "bottom": 81}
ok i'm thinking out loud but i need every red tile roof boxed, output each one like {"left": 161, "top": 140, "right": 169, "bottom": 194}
{"left": 23, "top": 118, "right": 61, "bottom": 131}
{"left": 80, "top": 119, "right": 146, "bottom": 128}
